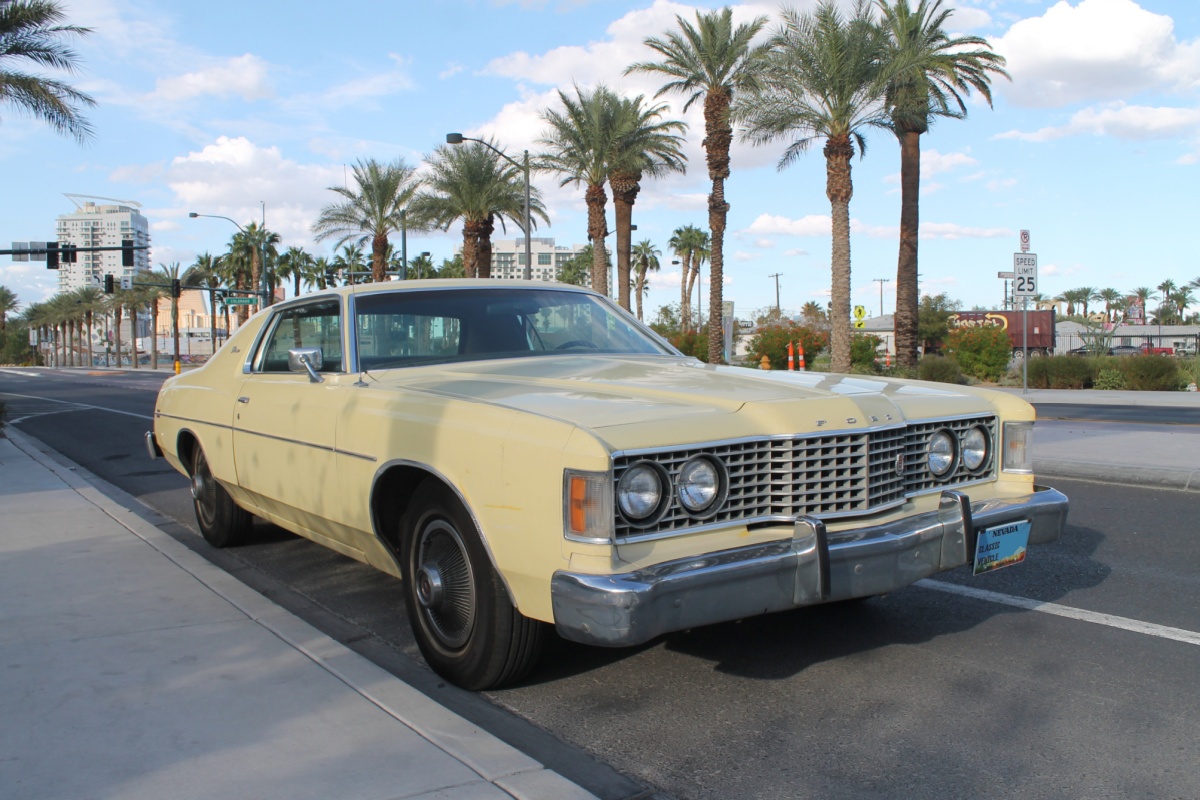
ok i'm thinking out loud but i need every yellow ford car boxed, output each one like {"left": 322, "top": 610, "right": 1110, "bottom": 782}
{"left": 147, "top": 281, "right": 1068, "bottom": 689}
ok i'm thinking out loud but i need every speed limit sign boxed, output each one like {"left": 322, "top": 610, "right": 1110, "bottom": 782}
{"left": 1013, "top": 253, "right": 1037, "bottom": 297}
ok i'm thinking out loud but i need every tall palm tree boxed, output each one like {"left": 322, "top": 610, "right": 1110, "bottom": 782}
{"left": 878, "top": 0, "right": 1008, "bottom": 367}
{"left": 70, "top": 285, "right": 102, "bottom": 366}
{"left": 607, "top": 95, "right": 687, "bottom": 311}
{"left": 312, "top": 157, "right": 422, "bottom": 283}
{"left": 412, "top": 139, "right": 548, "bottom": 279}
{"left": 1098, "top": 287, "right": 1122, "bottom": 323}
{"left": 668, "top": 225, "right": 709, "bottom": 331}
{"left": 105, "top": 289, "right": 125, "bottom": 367}
{"left": 313, "top": 256, "right": 334, "bottom": 289}
{"left": 631, "top": 239, "right": 662, "bottom": 321}
{"left": 228, "top": 222, "right": 279, "bottom": 314}
{"left": 538, "top": 84, "right": 625, "bottom": 295}
{"left": 627, "top": 6, "right": 770, "bottom": 362}
{"left": 331, "top": 243, "right": 366, "bottom": 284}
{"left": 1171, "top": 286, "right": 1195, "bottom": 319}
{"left": 0, "top": 0, "right": 95, "bottom": 142}
{"left": 0, "top": 284, "right": 18, "bottom": 332}
{"left": 136, "top": 268, "right": 170, "bottom": 369}
{"left": 276, "top": 245, "right": 314, "bottom": 299}
{"left": 738, "top": 0, "right": 896, "bottom": 372}
{"left": 1073, "top": 286, "right": 1099, "bottom": 318}
{"left": 183, "top": 252, "right": 223, "bottom": 353}
{"left": 1156, "top": 279, "right": 1176, "bottom": 320}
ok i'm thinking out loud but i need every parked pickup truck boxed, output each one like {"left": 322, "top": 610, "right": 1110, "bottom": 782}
{"left": 1139, "top": 343, "right": 1174, "bottom": 355}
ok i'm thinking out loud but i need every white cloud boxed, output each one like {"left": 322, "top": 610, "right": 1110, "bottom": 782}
{"left": 166, "top": 137, "right": 342, "bottom": 248}
{"left": 986, "top": 178, "right": 1017, "bottom": 191}
{"left": 919, "top": 223, "right": 1011, "bottom": 239}
{"left": 317, "top": 54, "right": 416, "bottom": 109}
{"left": 149, "top": 54, "right": 273, "bottom": 103}
{"left": 755, "top": 238, "right": 774, "bottom": 248}
{"left": 994, "top": 0, "right": 1200, "bottom": 108}
{"left": 995, "top": 102, "right": 1200, "bottom": 142}
{"left": 745, "top": 214, "right": 831, "bottom": 237}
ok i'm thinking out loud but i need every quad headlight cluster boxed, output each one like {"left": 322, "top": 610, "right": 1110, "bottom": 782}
{"left": 926, "top": 424, "right": 991, "bottom": 478}
{"left": 617, "top": 455, "right": 727, "bottom": 526}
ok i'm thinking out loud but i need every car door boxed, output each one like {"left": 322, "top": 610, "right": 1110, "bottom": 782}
{"left": 233, "top": 298, "right": 358, "bottom": 551}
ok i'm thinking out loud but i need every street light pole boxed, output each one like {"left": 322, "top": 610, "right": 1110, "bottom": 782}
{"left": 189, "top": 211, "right": 268, "bottom": 306}
{"left": 447, "top": 133, "right": 532, "bottom": 280}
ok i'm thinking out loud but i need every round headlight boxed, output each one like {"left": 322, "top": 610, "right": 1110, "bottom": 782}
{"left": 962, "top": 426, "right": 989, "bottom": 471}
{"left": 927, "top": 430, "right": 957, "bottom": 477}
{"left": 677, "top": 457, "right": 723, "bottom": 514}
{"left": 617, "top": 463, "right": 664, "bottom": 521}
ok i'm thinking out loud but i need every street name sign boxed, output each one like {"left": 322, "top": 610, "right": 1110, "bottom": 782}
{"left": 1013, "top": 253, "right": 1037, "bottom": 297}
{"left": 221, "top": 296, "right": 257, "bottom": 305}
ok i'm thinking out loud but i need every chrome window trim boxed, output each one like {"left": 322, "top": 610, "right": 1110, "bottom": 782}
{"left": 246, "top": 296, "right": 347, "bottom": 375}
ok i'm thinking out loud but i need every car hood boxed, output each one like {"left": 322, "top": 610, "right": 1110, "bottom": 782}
{"left": 379, "top": 356, "right": 1000, "bottom": 449}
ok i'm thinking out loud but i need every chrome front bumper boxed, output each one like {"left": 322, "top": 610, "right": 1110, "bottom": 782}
{"left": 551, "top": 485, "right": 1069, "bottom": 647}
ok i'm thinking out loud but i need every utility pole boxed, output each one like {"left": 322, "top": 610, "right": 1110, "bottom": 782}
{"left": 873, "top": 278, "right": 890, "bottom": 317}
{"left": 769, "top": 273, "right": 783, "bottom": 316}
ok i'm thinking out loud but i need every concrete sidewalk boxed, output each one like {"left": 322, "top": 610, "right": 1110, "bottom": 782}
{"left": 0, "top": 428, "right": 597, "bottom": 800}
{"left": 992, "top": 387, "right": 1200, "bottom": 491}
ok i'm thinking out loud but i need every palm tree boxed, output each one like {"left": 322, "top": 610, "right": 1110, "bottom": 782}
{"left": 738, "top": 0, "right": 896, "bottom": 372}
{"left": 276, "top": 245, "right": 314, "bottom": 299}
{"left": 412, "top": 139, "right": 548, "bottom": 279}
{"left": 70, "top": 285, "right": 102, "bottom": 366}
{"left": 312, "top": 158, "right": 422, "bottom": 283}
{"left": 631, "top": 239, "right": 662, "bottom": 321}
{"left": 878, "top": 0, "right": 1008, "bottom": 368}
{"left": 0, "top": 0, "right": 95, "bottom": 142}
{"left": 606, "top": 95, "right": 687, "bottom": 311}
{"left": 219, "top": 235, "right": 254, "bottom": 324}
{"left": 627, "top": 6, "right": 770, "bottom": 362}
{"left": 1156, "top": 279, "right": 1176, "bottom": 322}
{"left": 136, "top": 268, "right": 171, "bottom": 369}
{"left": 1072, "top": 286, "right": 1099, "bottom": 318}
{"left": 538, "top": 84, "right": 625, "bottom": 295}
{"left": 1171, "top": 286, "right": 1195, "bottom": 319}
{"left": 669, "top": 225, "right": 709, "bottom": 331}
{"left": 313, "top": 256, "right": 334, "bottom": 289}
{"left": 183, "top": 252, "right": 223, "bottom": 353}
{"left": 332, "top": 244, "right": 366, "bottom": 284}
{"left": 228, "top": 221, "right": 279, "bottom": 313}
{"left": 1098, "top": 287, "right": 1122, "bottom": 323}
{"left": 0, "top": 284, "right": 18, "bottom": 332}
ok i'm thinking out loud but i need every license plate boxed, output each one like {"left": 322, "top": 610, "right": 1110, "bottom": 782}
{"left": 973, "top": 520, "right": 1031, "bottom": 576}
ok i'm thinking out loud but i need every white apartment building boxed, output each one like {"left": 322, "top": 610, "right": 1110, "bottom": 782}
{"left": 488, "top": 237, "right": 590, "bottom": 284}
{"left": 54, "top": 198, "right": 151, "bottom": 292}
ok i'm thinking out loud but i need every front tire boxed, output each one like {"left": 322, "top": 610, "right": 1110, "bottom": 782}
{"left": 190, "top": 445, "right": 253, "bottom": 548}
{"left": 401, "top": 482, "right": 544, "bottom": 690}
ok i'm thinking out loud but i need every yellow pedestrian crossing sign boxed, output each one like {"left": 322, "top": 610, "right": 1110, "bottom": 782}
{"left": 853, "top": 305, "right": 866, "bottom": 328}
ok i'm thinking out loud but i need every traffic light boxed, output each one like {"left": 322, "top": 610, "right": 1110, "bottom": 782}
{"left": 171, "top": 279, "right": 182, "bottom": 298}
{"left": 104, "top": 274, "right": 114, "bottom": 294}
{"left": 121, "top": 240, "right": 135, "bottom": 267}
{"left": 47, "top": 242, "right": 59, "bottom": 269}
{"left": 62, "top": 244, "right": 77, "bottom": 263}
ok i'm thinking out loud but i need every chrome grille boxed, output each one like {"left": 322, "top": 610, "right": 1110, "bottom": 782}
{"left": 612, "top": 415, "right": 997, "bottom": 540}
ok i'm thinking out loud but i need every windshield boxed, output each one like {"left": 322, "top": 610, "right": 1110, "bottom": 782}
{"left": 353, "top": 287, "right": 673, "bottom": 369}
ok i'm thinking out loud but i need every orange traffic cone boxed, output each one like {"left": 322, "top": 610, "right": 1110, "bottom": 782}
{"left": 797, "top": 342, "right": 806, "bottom": 371}
{"left": 885, "top": 350, "right": 891, "bottom": 368}
{"left": 787, "top": 341, "right": 795, "bottom": 371}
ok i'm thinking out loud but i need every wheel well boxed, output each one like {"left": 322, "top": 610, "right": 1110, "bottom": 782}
{"left": 371, "top": 465, "right": 446, "bottom": 558}
{"left": 176, "top": 431, "right": 199, "bottom": 474}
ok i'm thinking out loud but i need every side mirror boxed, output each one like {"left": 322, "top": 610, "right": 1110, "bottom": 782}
{"left": 287, "top": 347, "right": 324, "bottom": 383}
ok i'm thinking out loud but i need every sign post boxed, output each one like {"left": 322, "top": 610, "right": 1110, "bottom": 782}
{"left": 1013, "top": 251, "right": 1038, "bottom": 394}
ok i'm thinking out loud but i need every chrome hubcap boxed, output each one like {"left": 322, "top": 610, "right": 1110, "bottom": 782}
{"left": 416, "top": 564, "right": 444, "bottom": 609}
{"left": 414, "top": 519, "right": 474, "bottom": 649}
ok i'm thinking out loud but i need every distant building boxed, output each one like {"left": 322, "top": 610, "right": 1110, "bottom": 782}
{"left": 54, "top": 198, "right": 151, "bottom": 292}
{"left": 487, "top": 237, "right": 590, "bottom": 284}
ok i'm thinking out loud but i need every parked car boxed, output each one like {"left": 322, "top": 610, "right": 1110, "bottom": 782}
{"left": 146, "top": 281, "right": 1069, "bottom": 689}
{"left": 1068, "top": 345, "right": 1111, "bottom": 356}
{"left": 1109, "top": 345, "right": 1141, "bottom": 357}
{"left": 1140, "top": 343, "right": 1174, "bottom": 355}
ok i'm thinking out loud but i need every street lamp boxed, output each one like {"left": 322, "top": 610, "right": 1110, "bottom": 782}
{"left": 188, "top": 211, "right": 269, "bottom": 306}
{"left": 446, "top": 133, "right": 532, "bottom": 281}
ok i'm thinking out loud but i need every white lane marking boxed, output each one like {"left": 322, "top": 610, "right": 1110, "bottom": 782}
{"left": 0, "top": 369, "right": 41, "bottom": 377}
{"left": 919, "top": 579, "right": 1200, "bottom": 647}
{"left": 0, "top": 390, "right": 153, "bottom": 421}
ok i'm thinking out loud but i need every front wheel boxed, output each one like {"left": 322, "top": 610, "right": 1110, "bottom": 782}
{"left": 400, "top": 482, "right": 544, "bottom": 690}
{"left": 190, "top": 445, "right": 253, "bottom": 548}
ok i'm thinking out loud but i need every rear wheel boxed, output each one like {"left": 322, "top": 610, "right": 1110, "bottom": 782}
{"left": 190, "top": 445, "right": 253, "bottom": 548}
{"left": 400, "top": 481, "right": 544, "bottom": 690}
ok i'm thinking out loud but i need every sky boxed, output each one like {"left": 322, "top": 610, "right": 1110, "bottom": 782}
{"left": 2, "top": 0, "right": 1198, "bottom": 322}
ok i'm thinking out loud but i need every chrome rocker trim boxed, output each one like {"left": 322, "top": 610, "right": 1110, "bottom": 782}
{"left": 144, "top": 431, "right": 163, "bottom": 460}
{"left": 551, "top": 485, "right": 1068, "bottom": 647}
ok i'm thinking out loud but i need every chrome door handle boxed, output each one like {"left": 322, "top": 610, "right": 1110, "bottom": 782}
{"left": 237, "top": 396, "right": 250, "bottom": 404}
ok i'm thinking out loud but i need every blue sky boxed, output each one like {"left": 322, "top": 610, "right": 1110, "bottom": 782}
{"left": 3, "top": 0, "right": 1198, "bottom": 321}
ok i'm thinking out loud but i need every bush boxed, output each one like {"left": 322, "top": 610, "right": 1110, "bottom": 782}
{"left": 945, "top": 326, "right": 1012, "bottom": 382}
{"left": 1119, "top": 355, "right": 1185, "bottom": 391}
{"left": 917, "top": 355, "right": 967, "bottom": 384}
{"left": 669, "top": 330, "right": 709, "bottom": 362}
{"left": 746, "top": 323, "right": 827, "bottom": 371}
{"left": 1026, "top": 356, "right": 1094, "bottom": 389}
{"left": 850, "top": 334, "right": 883, "bottom": 371}
{"left": 1093, "top": 368, "right": 1127, "bottom": 390}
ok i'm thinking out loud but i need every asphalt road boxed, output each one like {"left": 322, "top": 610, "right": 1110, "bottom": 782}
{"left": 3, "top": 367, "right": 1199, "bottom": 800}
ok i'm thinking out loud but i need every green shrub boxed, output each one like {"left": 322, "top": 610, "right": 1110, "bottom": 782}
{"left": 1026, "top": 356, "right": 1094, "bottom": 389}
{"left": 917, "top": 355, "right": 967, "bottom": 384}
{"left": 746, "top": 323, "right": 827, "bottom": 371}
{"left": 669, "top": 330, "right": 709, "bottom": 362}
{"left": 1093, "top": 368, "right": 1127, "bottom": 390}
{"left": 1119, "top": 355, "right": 1185, "bottom": 391}
{"left": 945, "top": 326, "right": 1012, "bottom": 382}
{"left": 850, "top": 334, "right": 883, "bottom": 371}
{"left": 877, "top": 364, "right": 918, "bottom": 380}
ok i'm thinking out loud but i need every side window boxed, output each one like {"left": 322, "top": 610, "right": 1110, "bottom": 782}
{"left": 254, "top": 300, "right": 343, "bottom": 373}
